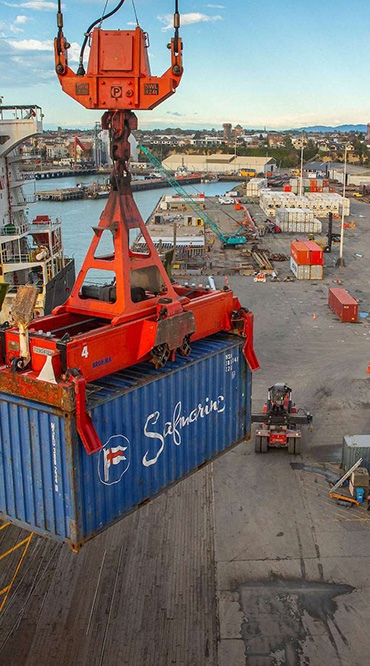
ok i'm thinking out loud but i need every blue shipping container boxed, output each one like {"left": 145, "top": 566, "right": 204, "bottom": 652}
{"left": 0, "top": 334, "right": 251, "bottom": 550}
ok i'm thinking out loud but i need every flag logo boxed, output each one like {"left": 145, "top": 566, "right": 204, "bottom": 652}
{"left": 98, "top": 435, "right": 130, "bottom": 486}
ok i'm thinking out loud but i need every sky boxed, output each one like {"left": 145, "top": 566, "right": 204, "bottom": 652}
{"left": 1, "top": 0, "right": 370, "bottom": 131}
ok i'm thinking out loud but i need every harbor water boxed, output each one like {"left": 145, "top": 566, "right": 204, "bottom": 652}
{"left": 25, "top": 176, "right": 240, "bottom": 273}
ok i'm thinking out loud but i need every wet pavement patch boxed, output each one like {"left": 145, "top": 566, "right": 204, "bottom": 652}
{"left": 239, "top": 578, "right": 354, "bottom": 665}
{"left": 290, "top": 462, "right": 338, "bottom": 483}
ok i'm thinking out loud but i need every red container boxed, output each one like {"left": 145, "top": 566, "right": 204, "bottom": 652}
{"left": 328, "top": 288, "right": 358, "bottom": 322}
{"left": 283, "top": 185, "right": 292, "bottom": 192}
{"left": 302, "top": 240, "right": 324, "bottom": 265}
{"left": 290, "top": 240, "right": 310, "bottom": 265}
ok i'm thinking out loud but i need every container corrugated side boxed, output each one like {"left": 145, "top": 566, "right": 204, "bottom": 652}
{"left": 310, "top": 265, "right": 323, "bottom": 280}
{"left": 0, "top": 335, "right": 251, "bottom": 550}
{"left": 342, "top": 435, "right": 370, "bottom": 472}
{"left": 290, "top": 258, "right": 310, "bottom": 280}
{"left": 328, "top": 287, "right": 358, "bottom": 322}
{"left": 302, "top": 240, "right": 324, "bottom": 265}
{"left": 290, "top": 240, "right": 310, "bottom": 265}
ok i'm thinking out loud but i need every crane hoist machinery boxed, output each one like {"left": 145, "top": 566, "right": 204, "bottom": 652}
{"left": 0, "top": 0, "right": 259, "bottom": 456}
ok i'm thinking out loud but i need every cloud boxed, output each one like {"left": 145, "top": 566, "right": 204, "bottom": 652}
{"left": 206, "top": 4, "right": 224, "bottom": 7}
{"left": 3, "top": 1, "right": 57, "bottom": 10}
{"left": 5, "top": 37, "right": 80, "bottom": 61}
{"left": 14, "top": 14, "right": 28, "bottom": 23}
{"left": 158, "top": 12, "right": 222, "bottom": 30}
{"left": 6, "top": 38, "right": 54, "bottom": 50}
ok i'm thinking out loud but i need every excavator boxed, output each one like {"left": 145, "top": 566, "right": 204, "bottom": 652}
{"left": 0, "top": 0, "right": 259, "bottom": 456}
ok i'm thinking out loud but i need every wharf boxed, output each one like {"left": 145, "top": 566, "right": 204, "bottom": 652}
{"left": 32, "top": 167, "right": 97, "bottom": 180}
{"left": 35, "top": 175, "right": 203, "bottom": 202}
{"left": 36, "top": 187, "right": 85, "bottom": 201}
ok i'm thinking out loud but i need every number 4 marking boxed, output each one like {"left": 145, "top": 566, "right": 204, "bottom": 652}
{"left": 82, "top": 345, "right": 89, "bottom": 358}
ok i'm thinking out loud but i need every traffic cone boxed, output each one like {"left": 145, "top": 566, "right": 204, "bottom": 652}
{"left": 367, "top": 363, "right": 370, "bottom": 374}
{"left": 312, "top": 314, "right": 317, "bottom": 321}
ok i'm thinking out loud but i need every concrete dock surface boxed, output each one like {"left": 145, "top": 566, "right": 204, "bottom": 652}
{"left": 0, "top": 198, "right": 370, "bottom": 665}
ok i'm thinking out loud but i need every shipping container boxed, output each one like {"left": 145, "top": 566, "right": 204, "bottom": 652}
{"left": 328, "top": 287, "right": 358, "bottom": 323}
{"left": 290, "top": 258, "right": 310, "bottom": 280}
{"left": 0, "top": 335, "right": 252, "bottom": 550}
{"left": 342, "top": 435, "right": 370, "bottom": 472}
{"left": 302, "top": 240, "right": 324, "bottom": 265}
{"left": 290, "top": 240, "right": 310, "bottom": 265}
{"left": 309, "top": 264, "right": 323, "bottom": 280}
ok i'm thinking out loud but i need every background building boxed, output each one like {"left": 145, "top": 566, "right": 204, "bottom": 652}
{"left": 162, "top": 154, "right": 276, "bottom": 175}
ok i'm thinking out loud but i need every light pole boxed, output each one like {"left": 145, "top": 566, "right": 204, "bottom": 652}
{"left": 336, "top": 144, "right": 348, "bottom": 267}
{"left": 299, "top": 133, "right": 304, "bottom": 197}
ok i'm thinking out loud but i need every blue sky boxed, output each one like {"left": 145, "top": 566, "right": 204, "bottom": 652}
{"left": 1, "top": 0, "right": 370, "bottom": 131}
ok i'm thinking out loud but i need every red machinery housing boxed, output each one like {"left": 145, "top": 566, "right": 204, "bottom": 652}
{"left": 0, "top": 2, "right": 259, "bottom": 456}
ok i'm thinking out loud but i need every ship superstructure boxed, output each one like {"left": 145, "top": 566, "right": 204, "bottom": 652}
{"left": 0, "top": 104, "right": 74, "bottom": 321}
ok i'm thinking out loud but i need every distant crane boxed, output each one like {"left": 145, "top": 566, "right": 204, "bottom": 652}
{"left": 139, "top": 145, "right": 251, "bottom": 247}
{"left": 73, "top": 135, "right": 89, "bottom": 168}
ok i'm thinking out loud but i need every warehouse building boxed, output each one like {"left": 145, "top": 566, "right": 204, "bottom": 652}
{"left": 329, "top": 164, "right": 370, "bottom": 187}
{"left": 161, "top": 154, "right": 277, "bottom": 175}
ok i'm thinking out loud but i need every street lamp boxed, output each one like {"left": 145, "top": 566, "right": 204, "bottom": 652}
{"left": 299, "top": 133, "right": 304, "bottom": 197}
{"left": 336, "top": 144, "right": 348, "bottom": 267}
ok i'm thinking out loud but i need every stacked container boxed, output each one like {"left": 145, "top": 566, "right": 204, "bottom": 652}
{"left": 276, "top": 208, "right": 322, "bottom": 234}
{"left": 246, "top": 178, "right": 267, "bottom": 197}
{"left": 260, "top": 190, "right": 350, "bottom": 218}
{"left": 290, "top": 240, "right": 324, "bottom": 280}
{"left": 289, "top": 177, "right": 330, "bottom": 194}
{"left": 328, "top": 287, "right": 358, "bottom": 322}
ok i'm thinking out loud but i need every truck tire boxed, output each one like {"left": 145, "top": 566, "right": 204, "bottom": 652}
{"left": 288, "top": 439, "right": 295, "bottom": 454}
{"left": 255, "top": 436, "right": 268, "bottom": 453}
{"left": 294, "top": 438, "right": 301, "bottom": 455}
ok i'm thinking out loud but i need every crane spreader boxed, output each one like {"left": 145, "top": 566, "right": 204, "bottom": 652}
{"left": 0, "top": 0, "right": 259, "bottom": 456}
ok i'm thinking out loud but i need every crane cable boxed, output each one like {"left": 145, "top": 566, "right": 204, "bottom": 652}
{"left": 77, "top": 0, "right": 127, "bottom": 75}
{"left": 131, "top": 0, "right": 139, "bottom": 27}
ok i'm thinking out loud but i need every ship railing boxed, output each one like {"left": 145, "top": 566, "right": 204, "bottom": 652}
{"left": 31, "top": 216, "right": 61, "bottom": 228}
{"left": 0, "top": 223, "right": 29, "bottom": 236}
{"left": 51, "top": 242, "right": 63, "bottom": 254}
{"left": 0, "top": 105, "right": 42, "bottom": 122}
{"left": 10, "top": 198, "right": 30, "bottom": 209}
{"left": 0, "top": 252, "right": 30, "bottom": 264}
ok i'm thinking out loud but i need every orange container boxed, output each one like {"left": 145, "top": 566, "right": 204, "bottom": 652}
{"left": 290, "top": 240, "right": 310, "bottom": 265}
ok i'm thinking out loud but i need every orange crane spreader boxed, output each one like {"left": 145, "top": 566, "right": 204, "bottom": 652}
{"left": 0, "top": 0, "right": 259, "bottom": 455}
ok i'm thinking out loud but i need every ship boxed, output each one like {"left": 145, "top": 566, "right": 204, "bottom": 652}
{"left": 0, "top": 104, "right": 75, "bottom": 321}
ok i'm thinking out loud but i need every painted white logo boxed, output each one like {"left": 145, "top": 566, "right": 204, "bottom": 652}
{"left": 98, "top": 435, "right": 130, "bottom": 485}
{"left": 142, "top": 395, "right": 225, "bottom": 467}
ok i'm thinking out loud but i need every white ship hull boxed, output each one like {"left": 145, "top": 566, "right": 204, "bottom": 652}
{"left": 0, "top": 105, "right": 75, "bottom": 323}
